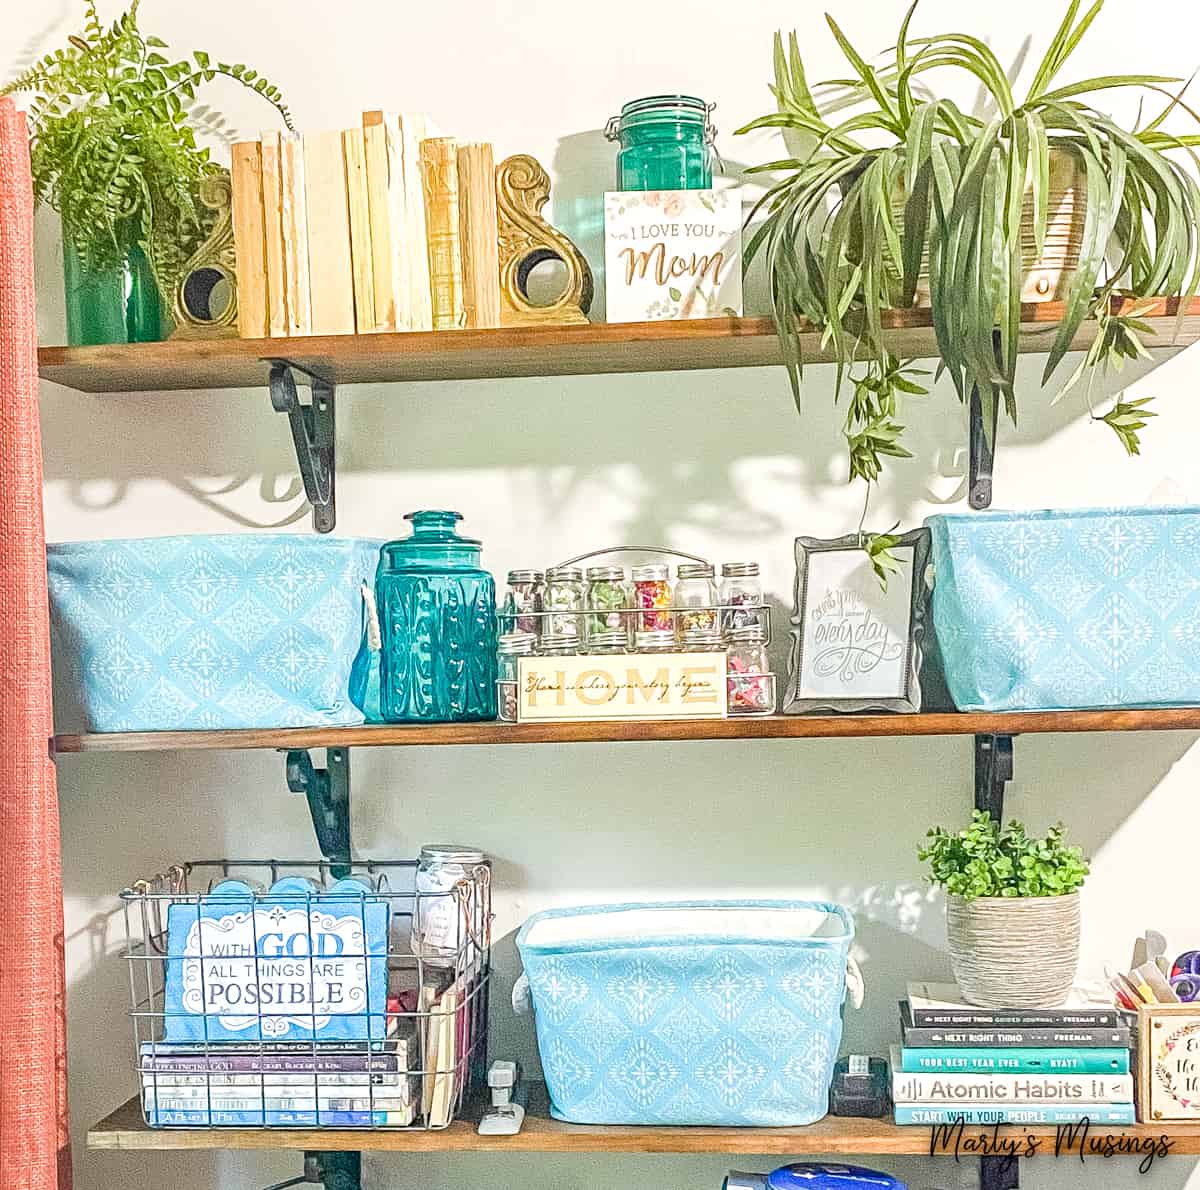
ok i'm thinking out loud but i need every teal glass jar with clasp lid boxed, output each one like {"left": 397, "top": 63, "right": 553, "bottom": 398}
{"left": 605, "top": 95, "right": 716, "bottom": 191}
{"left": 376, "top": 510, "right": 497, "bottom": 722}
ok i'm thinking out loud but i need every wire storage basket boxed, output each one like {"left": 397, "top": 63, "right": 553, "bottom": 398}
{"left": 123, "top": 859, "right": 491, "bottom": 1130}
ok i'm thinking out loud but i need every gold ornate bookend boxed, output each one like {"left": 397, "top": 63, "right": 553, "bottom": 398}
{"left": 496, "top": 154, "right": 592, "bottom": 326}
{"left": 169, "top": 170, "right": 239, "bottom": 339}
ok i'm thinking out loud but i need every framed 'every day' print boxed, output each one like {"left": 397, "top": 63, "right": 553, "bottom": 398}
{"left": 784, "top": 530, "right": 931, "bottom": 714}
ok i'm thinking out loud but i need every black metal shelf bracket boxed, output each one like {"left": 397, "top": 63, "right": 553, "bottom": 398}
{"left": 268, "top": 359, "right": 336, "bottom": 534}
{"left": 974, "top": 733, "right": 1015, "bottom": 821}
{"left": 285, "top": 746, "right": 351, "bottom": 878}
{"left": 303, "top": 1152, "right": 361, "bottom": 1190}
{"left": 968, "top": 384, "right": 1000, "bottom": 511}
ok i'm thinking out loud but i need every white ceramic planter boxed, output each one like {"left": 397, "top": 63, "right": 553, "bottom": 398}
{"left": 946, "top": 892, "right": 1081, "bottom": 1008}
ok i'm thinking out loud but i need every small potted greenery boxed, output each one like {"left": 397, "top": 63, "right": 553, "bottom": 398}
{"left": 738, "top": 0, "right": 1200, "bottom": 520}
{"left": 2, "top": 1, "right": 291, "bottom": 345}
{"left": 919, "top": 810, "right": 1090, "bottom": 1007}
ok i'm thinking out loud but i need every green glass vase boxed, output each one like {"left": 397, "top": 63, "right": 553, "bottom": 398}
{"left": 63, "top": 232, "right": 162, "bottom": 346}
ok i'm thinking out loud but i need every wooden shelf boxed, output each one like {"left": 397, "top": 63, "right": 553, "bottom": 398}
{"left": 37, "top": 298, "right": 1200, "bottom": 393}
{"left": 87, "top": 1094, "right": 1200, "bottom": 1155}
{"left": 51, "top": 707, "right": 1200, "bottom": 753}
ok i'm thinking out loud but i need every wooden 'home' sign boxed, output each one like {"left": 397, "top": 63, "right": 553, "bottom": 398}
{"left": 1139, "top": 1004, "right": 1200, "bottom": 1120}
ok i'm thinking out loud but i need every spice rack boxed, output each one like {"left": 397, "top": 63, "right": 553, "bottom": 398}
{"left": 41, "top": 310, "right": 1200, "bottom": 1190}
{"left": 498, "top": 546, "right": 777, "bottom": 722}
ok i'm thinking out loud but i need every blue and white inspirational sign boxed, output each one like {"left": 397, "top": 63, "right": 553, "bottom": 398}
{"left": 162, "top": 879, "right": 390, "bottom": 1043}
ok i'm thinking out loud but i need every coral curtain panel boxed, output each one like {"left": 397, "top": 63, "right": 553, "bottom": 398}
{"left": 0, "top": 97, "right": 72, "bottom": 1188}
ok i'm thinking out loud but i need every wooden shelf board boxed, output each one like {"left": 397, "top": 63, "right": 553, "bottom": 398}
{"left": 87, "top": 1095, "right": 1200, "bottom": 1154}
{"left": 51, "top": 707, "right": 1200, "bottom": 754}
{"left": 38, "top": 298, "right": 1200, "bottom": 393}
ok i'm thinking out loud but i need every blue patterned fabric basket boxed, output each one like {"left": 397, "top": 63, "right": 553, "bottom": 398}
{"left": 47, "top": 535, "right": 382, "bottom": 731}
{"left": 516, "top": 900, "right": 855, "bottom": 1126}
{"left": 927, "top": 507, "right": 1200, "bottom": 711}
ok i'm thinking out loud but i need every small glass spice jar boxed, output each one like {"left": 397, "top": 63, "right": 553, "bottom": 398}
{"left": 674, "top": 562, "right": 719, "bottom": 637}
{"left": 537, "top": 631, "right": 579, "bottom": 657}
{"left": 585, "top": 565, "right": 629, "bottom": 641}
{"left": 634, "top": 628, "right": 677, "bottom": 653}
{"left": 502, "top": 569, "right": 544, "bottom": 635}
{"left": 632, "top": 562, "right": 673, "bottom": 632}
{"left": 727, "top": 623, "right": 774, "bottom": 714}
{"left": 544, "top": 566, "right": 585, "bottom": 639}
{"left": 410, "top": 843, "right": 488, "bottom": 966}
{"left": 588, "top": 628, "right": 630, "bottom": 655}
{"left": 497, "top": 631, "right": 536, "bottom": 723}
{"left": 719, "top": 562, "right": 763, "bottom": 633}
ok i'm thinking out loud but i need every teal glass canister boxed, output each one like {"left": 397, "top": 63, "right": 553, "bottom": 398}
{"left": 605, "top": 95, "right": 716, "bottom": 191}
{"left": 376, "top": 511, "right": 498, "bottom": 722}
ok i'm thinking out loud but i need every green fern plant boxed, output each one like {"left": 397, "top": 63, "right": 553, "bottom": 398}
{"left": 2, "top": 0, "right": 292, "bottom": 286}
{"left": 738, "top": 0, "right": 1200, "bottom": 486}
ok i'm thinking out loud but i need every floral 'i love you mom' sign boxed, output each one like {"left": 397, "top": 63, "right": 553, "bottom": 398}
{"left": 162, "top": 878, "right": 390, "bottom": 1043}
{"left": 604, "top": 189, "right": 743, "bottom": 321}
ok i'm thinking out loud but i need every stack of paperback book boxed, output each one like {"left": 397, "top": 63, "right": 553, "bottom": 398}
{"left": 892, "top": 982, "right": 1135, "bottom": 1126}
{"left": 139, "top": 1031, "right": 418, "bottom": 1127}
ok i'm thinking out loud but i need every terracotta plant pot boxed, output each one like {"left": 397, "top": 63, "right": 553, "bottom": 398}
{"left": 946, "top": 891, "right": 1081, "bottom": 1008}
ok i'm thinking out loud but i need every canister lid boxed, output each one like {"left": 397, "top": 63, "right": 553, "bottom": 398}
{"left": 545, "top": 566, "right": 584, "bottom": 583}
{"left": 680, "top": 626, "right": 724, "bottom": 648}
{"left": 677, "top": 562, "right": 715, "bottom": 579}
{"left": 419, "top": 844, "right": 486, "bottom": 864}
{"left": 507, "top": 569, "right": 544, "bottom": 584}
{"left": 721, "top": 562, "right": 760, "bottom": 577}
{"left": 606, "top": 95, "right": 715, "bottom": 141}
{"left": 539, "top": 632, "right": 579, "bottom": 652}
{"left": 632, "top": 563, "right": 670, "bottom": 582}
{"left": 585, "top": 565, "right": 626, "bottom": 582}
{"left": 634, "top": 629, "right": 676, "bottom": 650}
{"left": 498, "top": 632, "right": 538, "bottom": 654}
{"left": 587, "top": 629, "right": 630, "bottom": 650}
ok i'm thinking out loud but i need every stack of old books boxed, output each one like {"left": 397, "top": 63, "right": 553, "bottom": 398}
{"left": 230, "top": 112, "right": 500, "bottom": 339}
{"left": 891, "top": 981, "right": 1135, "bottom": 1126}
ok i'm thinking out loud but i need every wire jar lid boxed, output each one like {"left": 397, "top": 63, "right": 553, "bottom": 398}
{"left": 545, "top": 566, "right": 584, "bottom": 584}
{"left": 605, "top": 95, "right": 716, "bottom": 145}
{"left": 585, "top": 565, "right": 626, "bottom": 582}
{"left": 631, "top": 563, "right": 670, "bottom": 582}
{"left": 721, "top": 562, "right": 760, "bottom": 577}
{"left": 506, "top": 569, "right": 544, "bottom": 584}
{"left": 677, "top": 562, "right": 715, "bottom": 579}
{"left": 498, "top": 631, "right": 538, "bottom": 654}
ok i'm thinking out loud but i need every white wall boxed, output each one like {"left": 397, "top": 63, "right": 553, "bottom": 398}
{"left": 6, "top": 1, "right": 1200, "bottom": 1187}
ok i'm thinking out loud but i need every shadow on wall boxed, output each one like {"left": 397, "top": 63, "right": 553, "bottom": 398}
{"left": 39, "top": 341, "right": 1166, "bottom": 541}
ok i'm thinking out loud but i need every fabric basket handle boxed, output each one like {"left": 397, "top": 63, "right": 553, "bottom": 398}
{"left": 845, "top": 953, "right": 865, "bottom": 1010}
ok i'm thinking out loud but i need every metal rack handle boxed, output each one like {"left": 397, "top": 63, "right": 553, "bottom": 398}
{"left": 554, "top": 544, "right": 711, "bottom": 569}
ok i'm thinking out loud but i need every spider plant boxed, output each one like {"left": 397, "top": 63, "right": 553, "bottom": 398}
{"left": 738, "top": 0, "right": 1200, "bottom": 489}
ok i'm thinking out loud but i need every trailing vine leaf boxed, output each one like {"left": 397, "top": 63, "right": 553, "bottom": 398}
{"left": 1101, "top": 395, "right": 1157, "bottom": 455}
{"left": 864, "top": 528, "right": 903, "bottom": 588}
{"left": 3, "top": 1, "right": 292, "bottom": 285}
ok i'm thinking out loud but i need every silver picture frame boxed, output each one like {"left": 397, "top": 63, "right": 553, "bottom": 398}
{"left": 783, "top": 529, "right": 931, "bottom": 714}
